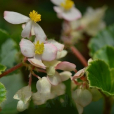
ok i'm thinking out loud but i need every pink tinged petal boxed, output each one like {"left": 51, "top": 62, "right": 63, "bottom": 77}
{"left": 56, "top": 61, "right": 76, "bottom": 71}
{"left": 61, "top": 7, "right": 82, "bottom": 21}
{"left": 28, "top": 58, "right": 46, "bottom": 69}
{"left": 47, "top": 39, "right": 64, "bottom": 51}
{"left": 19, "top": 39, "right": 34, "bottom": 57}
{"left": 41, "top": 44, "right": 57, "bottom": 61}
{"left": 21, "top": 21, "right": 32, "bottom": 38}
{"left": 73, "top": 68, "right": 85, "bottom": 79}
{"left": 47, "top": 72, "right": 61, "bottom": 85}
{"left": 33, "top": 23, "right": 46, "bottom": 42}
{"left": 51, "top": 0, "right": 64, "bottom": 5}
{"left": 4, "top": 11, "right": 29, "bottom": 24}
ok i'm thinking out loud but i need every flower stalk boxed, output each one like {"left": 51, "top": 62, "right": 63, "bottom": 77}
{"left": 70, "top": 46, "right": 88, "bottom": 67}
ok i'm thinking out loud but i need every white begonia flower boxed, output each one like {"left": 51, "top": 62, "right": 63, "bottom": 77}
{"left": 36, "top": 77, "right": 51, "bottom": 94}
{"left": 4, "top": 10, "right": 46, "bottom": 42}
{"left": 51, "top": 0, "right": 82, "bottom": 21}
{"left": 20, "top": 38, "right": 57, "bottom": 69}
{"left": 80, "top": 6, "right": 107, "bottom": 36}
{"left": 72, "top": 89, "right": 92, "bottom": 107}
{"left": 13, "top": 86, "right": 32, "bottom": 112}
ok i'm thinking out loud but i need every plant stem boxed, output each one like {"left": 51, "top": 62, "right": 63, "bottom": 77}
{"left": 99, "top": 90, "right": 113, "bottom": 114}
{"left": 70, "top": 46, "right": 88, "bottom": 67}
{"left": 0, "top": 63, "right": 23, "bottom": 78}
{"left": 103, "top": 95, "right": 113, "bottom": 114}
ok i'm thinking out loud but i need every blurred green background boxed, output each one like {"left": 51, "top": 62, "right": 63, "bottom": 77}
{"left": 0, "top": 0, "right": 114, "bottom": 114}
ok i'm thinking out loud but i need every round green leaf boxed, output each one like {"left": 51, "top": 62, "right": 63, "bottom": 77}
{"left": 0, "top": 82, "right": 6, "bottom": 105}
{"left": 93, "top": 46, "right": 114, "bottom": 68}
{"left": 86, "top": 60, "right": 114, "bottom": 95}
{"left": 88, "top": 24, "right": 114, "bottom": 56}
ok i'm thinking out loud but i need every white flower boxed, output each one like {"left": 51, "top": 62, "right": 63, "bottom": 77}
{"left": 80, "top": 6, "right": 107, "bottom": 36}
{"left": 72, "top": 88, "right": 92, "bottom": 114}
{"left": 4, "top": 10, "right": 46, "bottom": 42}
{"left": 51, "top": 0, "right": 82, "bottom": 21}
{"left": 20, "top": 38, "right": 57, "bottom": 69}
{"left": 13, "top": 86, "right": 32, "bottom": 112}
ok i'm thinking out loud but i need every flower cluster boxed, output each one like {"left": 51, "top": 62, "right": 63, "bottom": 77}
{"left": 3, "top": 1, "right": 103, "bottom": 114}
{"left": 4, "top": 9, "right": 77, "bottom": 112}
{"left": 61, "top": 6, "right": 107, "bottom": 45}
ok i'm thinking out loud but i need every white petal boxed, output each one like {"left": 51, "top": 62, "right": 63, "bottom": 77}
{"left": 51, "top": 0, "right": 64, "bottom": 5}
{"left": 36, "top": 77, "right": 51, "bottom": 94}
{"left": 56, "top": 61, "right": 76, "bottom": 71}
{"left": 61, "top": 7, "right": 82, "bottom": 21}
{"left": 57, "top": 50, "right": 67, "bottom": 59}
{"left": 17, "top": 100, "right": 29, "bottom": 112}
{"left": 41, "top": 44, "right": 57, "bottom": 61}
{"left": 47, "top": 72, "right": 61, "bottom": 85}
{"left": 47, "top": 39, "right": 64, "bottom": 51}
{"left": 13, "top": 86, "right": 32, "bottom": 104}
{"left": 73, "top": 89, "right": 92, "bottom": 107}
{"left": 19, "top": 39, "right": 34, "bottom": 57}
{"left": 33, "top": 23, "right": 46, "bottom": 42}
{"left": 76, "top": 103, "right": 84, "bottom": 114}
{"left": 4, "top": 11, "right": 29, "bottom": 24}
{"left": 28, "top": 57, "right": 46, "bottom": 69}
{"left": 54, "top": 6, "right": 62, "bottom": 13}
{"left": 21, "top": 21, "right": 32, "bottom": 38}
{"left": 59, "top": 71, "right": 72, "bottom": 81}
{"left": 51, "top": 83, "right": 66, "bottom": 96}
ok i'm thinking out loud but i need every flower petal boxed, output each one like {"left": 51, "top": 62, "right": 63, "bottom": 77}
{"left": 41, "top": 44, "right": 57, "bottom": 61}
{"left": 73, "top": 68, "right": 85, "bottom": 79}
{"left": 76, "top": 103, "right": 84, "bottom": 114}
{"left": 59, "top": 71, "right": 72, "bottom": 81}
{"left": 21, "top": 21, "right": 32, "bottom": 38}
{"left": 47, "top": 39, "right": 64, "bottom": 51}
{"left": 57, "top": 50, "right": 67, "bottom": 59}
{"left": 56, "top": 61, "right": 76, "bottom": 71}
{"left": 47, "top": 72, "right": 61, "bottom": 85}
{"left": 28, "top": 57, "right": 46, "bottom": 69}
{"left": 61, "top": 7, "right": 82, "bottom": 21}
{"left": 36, "top": 77, "right": 51, "bottom": 94}
{"left": 4, "top": 11, "right": 29, "bottom": 24}
{"left": 13, "top": 86, "right": 32, "bottom": 104}
{"left": 20, "top": 39, "right": 34, "bottom": 57}
{"left": 54, "top": 6, "right": 62, "bottom": 13}
{"left": 33, "top": 23, "right": 46, "bottom": 42}
{"left": 51, "top": 0, "right": 64, "bottom": 5}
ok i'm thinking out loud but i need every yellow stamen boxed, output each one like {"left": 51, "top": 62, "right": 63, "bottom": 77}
{"left": 29, "top": 10, "right": 41, "bottom": 23}
{"left": 34, "top": 41, "right": 44, "bottom": 55}
{"left": 60, "top": 0, "right": 74, "bottom": 10}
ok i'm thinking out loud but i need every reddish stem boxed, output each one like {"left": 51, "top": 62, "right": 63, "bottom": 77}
{"left": 70, "top": 46, "right": 88, "bottom": 67}
{"left": 29, "top": 73, "right": 32, "bottom": 86}
{"left": 0, "top": 63, "right": 23, "bottom": 78}
{"left": 32, "top": 73, "right": 41, "bottom": 79}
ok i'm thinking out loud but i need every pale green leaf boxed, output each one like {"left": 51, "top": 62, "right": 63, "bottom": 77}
{"left": 86, "top": 60, "right": 114, "bottom": 95}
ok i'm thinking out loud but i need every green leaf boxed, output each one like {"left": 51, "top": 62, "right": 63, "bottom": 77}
{"left": 88, "top": 24, "right": 114, "bottom": 56}
{"left": 0, "top": 73, "right": 24, "bottom": 114}
{"left": 0, "top": 39, "right": 18, "bottom": 68}
{"left": 0, "top": 82, "right": 6, "bottom": 105}
{"left": 93, "top": 46, "right": 114, "bottom": 68}
{"left": 86, "top": 60, "right": 114, "bottom": 95}
{"left": 0, "top": 64, "right": 6, "bottom": 75}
